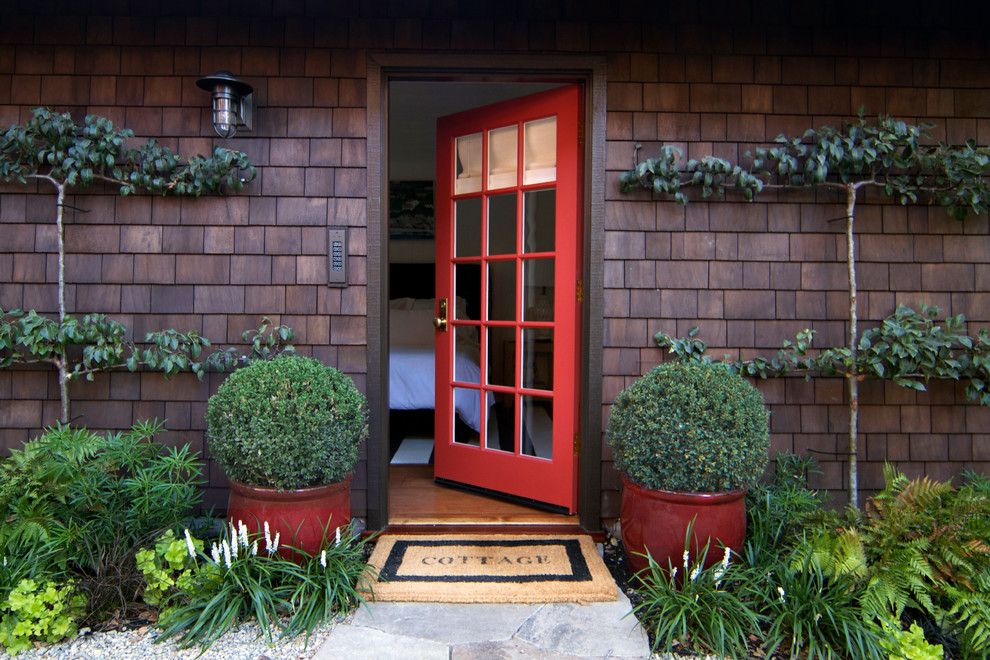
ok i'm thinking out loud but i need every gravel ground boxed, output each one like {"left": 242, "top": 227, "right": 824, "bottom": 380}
{"left": 0, "top": 619, "right": 339, "bottom": 660}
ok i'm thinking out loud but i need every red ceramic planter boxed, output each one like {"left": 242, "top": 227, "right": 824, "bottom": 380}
{"left": 226, "top": 476, "right": 351, "bottom": 556}
{"left": 620, "top": 475, "right": 747, "bottom": 575}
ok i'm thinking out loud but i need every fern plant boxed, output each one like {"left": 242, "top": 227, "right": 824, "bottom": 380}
{"left": 944, "top": 570, "right": 990, "bottom": 656}
{"left": 797, "top": 465, "right": 990, "bottom": 655}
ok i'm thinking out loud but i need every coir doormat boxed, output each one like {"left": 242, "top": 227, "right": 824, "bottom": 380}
{"left": 363, "top": 534, "right": 617, "bottom": 603}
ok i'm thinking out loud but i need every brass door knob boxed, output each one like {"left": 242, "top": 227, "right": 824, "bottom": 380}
{"left": 433, "top": 297, "right": 448, "bottom": 332}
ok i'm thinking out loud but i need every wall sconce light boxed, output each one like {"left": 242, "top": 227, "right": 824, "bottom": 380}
{"left": 196, "top": 71, "right": 253, "bottom": 138}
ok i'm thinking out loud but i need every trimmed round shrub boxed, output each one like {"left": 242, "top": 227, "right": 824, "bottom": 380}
{"left": 606, "top": 361, "right": 769, "bottom": 492}
{"left": 207, "top": 356, "right": 368, "bottom": 490}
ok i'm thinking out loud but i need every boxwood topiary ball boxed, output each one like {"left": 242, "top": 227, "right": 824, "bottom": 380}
{"left": 207, "top": 355, "right": 368, "bottom": 490}
{"left": 606, "top": 361, "right": 769, "bottom": 492}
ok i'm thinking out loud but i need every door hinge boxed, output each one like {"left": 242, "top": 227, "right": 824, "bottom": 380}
{"left": 573, "top": 433, "right": 581, "bottom": 455}
{"left": 576, "top": 279, "right": 583, "bottom": 303}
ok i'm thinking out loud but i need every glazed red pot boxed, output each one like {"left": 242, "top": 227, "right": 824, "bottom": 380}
{"left": 226, "top": 476, "right": 351, "bottom": 557}
{"left": 620, "top": 475, "right": 747, "bottom": 575}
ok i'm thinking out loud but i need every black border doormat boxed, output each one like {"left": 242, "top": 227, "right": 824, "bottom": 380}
{"left": 363, "top": 534, "right": 617, "bottom": 603}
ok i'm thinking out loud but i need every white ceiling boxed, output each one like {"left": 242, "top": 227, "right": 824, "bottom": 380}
{"left": 388, "top": 81, "right": 561, "bottom": 181}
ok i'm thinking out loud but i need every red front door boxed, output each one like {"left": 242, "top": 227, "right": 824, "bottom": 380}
{"left": 433, "top": 85, "right": 582, "bottom": 512}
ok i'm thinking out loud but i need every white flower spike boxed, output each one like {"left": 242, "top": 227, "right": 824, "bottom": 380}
{"left": 712, "top": 547, "right": 731, "bottom": 585}
{"left": 251, "top": 540, "right": 258, "bottom": 556}
{"left": 689, "top": 566, "right": 701, "bottom": 581}
{"left": 682, "top": 550, "right": 690, "bottom": 572}
{"left": 271, "top": 531, "right": 280, "bottom": 554}
{"left": 238, "top": 520, "right": 249, "bottom": 549}
{"left": 777, "top": 586, "right": 786, "bottom": 603}
{"left": 264, "top": 521, "right": 272, "bottom": 548}
{"left": 184, "top": 529, "right": 197, "bottom": 562}
{"left": 222, "top": 540, "right": 232, "bottom": 568}
{"left": 211, "top": 542, "right": 221, "bottom": 565}
{"left": 335, "top": 526, "right": 341, "bottom": 547}
{"left": 320, "top": 550, "right": 327, "bottom": 568}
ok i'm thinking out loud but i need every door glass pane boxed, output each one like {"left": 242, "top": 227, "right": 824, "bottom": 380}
{"left": 455, "top": 198, "right": 481, "bottom": 257}
{"left": 487, "top": 193, "right": 516, "bottom": 255}
{"left": 455, "top": 133, "right": 482, "bottom": 195}
{"left": 454, "top": 263, "right": 480, "bottom": 320}
{"left": 454, "top": 328, "right": 481, "bottom": 385}
{"left": 487, "top": 260, "right": 516, "bottom": 321}
{"left": 453, "top": 387, "right": 482, "bottom": 446}
{"left": 521, "top": 396, "right": 553, "bottom": 459}
{"left": 522, "top": 328, "right": 553, "bottom": 391}
{"left": 523, "top": 258, "right": 554, "bottom": 322}
{"left": 523, "top": 189, "right": 555, "bottom": 253}
{"left": 453, "top": 325, "right": 481, "bottom": 368}
{"left": 523, "top": 116, "right": 556, "bottom": 185}
{"left": 487, "top": 392, "right": 514, "bottom": 452}
{"left": 488, "top": 125, "right": 517, "bottom": 190}
{"left": 487, "top": 326, "right": 515, "bottom": 387}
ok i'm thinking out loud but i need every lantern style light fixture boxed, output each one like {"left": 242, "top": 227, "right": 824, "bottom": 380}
{"left": 196, "top": 71, "right": 253, "bottom": 138}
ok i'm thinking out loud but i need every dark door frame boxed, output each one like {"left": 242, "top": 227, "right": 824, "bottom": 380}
{"left": 365, "top": 53, "right": 607, "bottom": 532}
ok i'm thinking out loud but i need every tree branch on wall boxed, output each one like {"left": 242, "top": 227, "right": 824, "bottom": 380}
{"left": 0, "top": 108, "right": 257, "bottom": 422}
{"left": 620, "top": 113, "right": 990, "bottom": 508}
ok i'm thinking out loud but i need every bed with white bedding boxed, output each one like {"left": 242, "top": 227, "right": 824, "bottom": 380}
{"left": 388, "top": 297, "right": 491, "bottom": 433}
{"left": 390, "top": 345, "right": 490, "bottom": 432}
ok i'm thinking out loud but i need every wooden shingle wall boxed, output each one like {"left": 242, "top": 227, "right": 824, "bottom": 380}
{"left": 0, "top": 1, "right": 988, "bottom": 521}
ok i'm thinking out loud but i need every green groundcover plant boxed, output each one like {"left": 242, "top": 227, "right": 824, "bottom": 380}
{"left": 135, "top": 530, "right": 204, "bottom": 607}
{"left": 0, "top": 579, "right": 86, "bottom": 655}
{"left": 882, "top": 622, "right": 944, "bottom": 660}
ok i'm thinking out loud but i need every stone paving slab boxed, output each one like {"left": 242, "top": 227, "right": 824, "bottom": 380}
{"left": 350, "top": 602, "right": 542, "bottom": 645}
{"left": 313, "top": 625, "right": 449, "bottom": 660}
{"left": 316, "top": 591, "right": 650, "bottom": 659}
{"left": 515, "top": 596, "right": 647, "bottom": 658}
{"left": 451, "top": 637, "right": 587, "bottom": 659}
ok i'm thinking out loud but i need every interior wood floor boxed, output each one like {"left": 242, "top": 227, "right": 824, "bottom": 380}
{"left": 388, "top": 464, "right": 578, "bottom": 526}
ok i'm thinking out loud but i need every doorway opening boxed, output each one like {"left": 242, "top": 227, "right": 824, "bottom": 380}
{"left": 385, "top": 79, "right": 579, "bottom": 527}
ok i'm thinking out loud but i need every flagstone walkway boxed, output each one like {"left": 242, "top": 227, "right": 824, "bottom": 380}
{"left": 314, "top": 593, "right": 650, "bottom": 659}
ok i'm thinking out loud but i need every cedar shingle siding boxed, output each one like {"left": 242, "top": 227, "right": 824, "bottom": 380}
{"left": 1, "top": 2, "right": 988, "bottom": 523}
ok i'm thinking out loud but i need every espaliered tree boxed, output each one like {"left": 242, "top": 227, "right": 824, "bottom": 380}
{"left": 621, "top": 114, "right": 990, "bottom": 507}
{"left": 0, "top": 108, "right": 256, "bottom": 422}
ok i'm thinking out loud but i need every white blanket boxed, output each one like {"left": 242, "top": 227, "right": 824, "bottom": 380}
{"left": 389, "top": 346, "right": 488, "bottom": 432}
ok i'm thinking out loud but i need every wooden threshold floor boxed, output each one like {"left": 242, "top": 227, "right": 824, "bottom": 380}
{"left": 387, "top": 464, "right": 578, "bottom": 527}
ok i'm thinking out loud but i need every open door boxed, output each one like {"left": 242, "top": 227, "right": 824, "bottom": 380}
{"left": 433, "top": 85, "right": 581, "bottom": 512}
